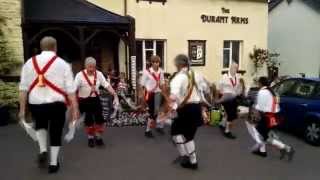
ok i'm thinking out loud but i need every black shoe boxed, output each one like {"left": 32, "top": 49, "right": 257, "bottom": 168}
{"left": 144, "top": 131, "right": 154, "bottom": 138}
{"left": 48, "top": 163, "right": 60, "bottom": 174}
{"left": 95, "top": 138, "right": 105, "bottom": 147}
{"left": 286, "top": 147, "right": 295, "bottom": 162}
{"left": 223, "top": 132, "right": 237, "bottom": 139}
{"left": 172, "top": 155, "right": 189, "bottom": 164}
{"left": 280, "top": 148, "right": 286, "bottom": 160}
{"left": 37, "top": 152, "right": 48, "bottom": 168}
{"left": 156, "top": 128, "right": 165, "bottom": 135}
{"left": 88, "top": 138, "right": 95, "bottom": 148}
{"left": 252, "top": 150, "right": 267, "bottom": 158}
{"left": 180, "top": 161, "right": 198, "bottom": 170}
{"left": 219, "top": 125, "right": 225, "bottom": 132}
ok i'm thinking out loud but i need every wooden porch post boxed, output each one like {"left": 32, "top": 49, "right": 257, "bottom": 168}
{"left": 126, "top": 16, "right": 137, "bottom": 100}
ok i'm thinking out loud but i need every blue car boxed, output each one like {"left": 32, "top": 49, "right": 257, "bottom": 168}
{"left": 272, "top": 78, "right": 320, "bottom": 146}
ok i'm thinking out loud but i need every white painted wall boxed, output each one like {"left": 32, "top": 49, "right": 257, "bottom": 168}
{"left": 268, "top": 0, "right": 320, "bottom": 78}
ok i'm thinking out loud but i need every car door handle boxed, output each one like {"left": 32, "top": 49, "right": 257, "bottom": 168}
{"left": 300, "top": 104, "right": 308, "bottom": 107}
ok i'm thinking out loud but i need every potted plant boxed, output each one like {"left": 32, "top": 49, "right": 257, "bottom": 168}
{"left": 0, "top": 82, "right": 19, "bottom": 126}
{"left": 267, "top": 52, "right": 281, "bottom": 81}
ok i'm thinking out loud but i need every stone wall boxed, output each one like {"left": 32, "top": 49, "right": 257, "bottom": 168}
{"left": 0, "top": 0, "right": 23, "bottom": 75}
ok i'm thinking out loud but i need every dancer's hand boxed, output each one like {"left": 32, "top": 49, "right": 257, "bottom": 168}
{"left": 72, "top": 107, "right": 80, "bottom": 122}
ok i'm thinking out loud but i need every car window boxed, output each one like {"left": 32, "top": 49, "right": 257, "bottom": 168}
{"left": 273, "top": 79, "right": 297, "bottom": 96}
{"left": 314, "top": 84, "right": 320, "bottom": 99}
{"left": 291, "top": 81, "right": 317, "bottom": 98}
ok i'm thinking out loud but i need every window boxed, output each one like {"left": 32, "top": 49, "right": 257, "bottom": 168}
{"left": 315, "top": 85, "right": 320, "bottom": 99}
{"left": 136, "top": 40, "right": 165, "bottom": 71}
{"left": 273, "top": 79, "right": 297, "bottom": 96}
{"left": 223, "top": 41, "right": 241, "bottom": 69}
{"left": 291, "top": 81, "right": 317, "bottom": 98}
{"left": 188, "top": 40, "right": 206, "bottom": 66}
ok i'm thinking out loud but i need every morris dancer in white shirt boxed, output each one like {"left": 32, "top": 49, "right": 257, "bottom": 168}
{"left": 168, "top": 54, "right": 205, "bottom": 170}
{"left": 19, "top": 36, "right": 79, "bottom": 174}
{"left": 140, "top": 55, "right": 165, "bottom": 138}
{"left": 247, "top": 77, "right": 295, "bottom": 160}
{"left": 75, "top": 57, "right": 118, "bottom": 148}
{"left": 217, "top": 62, "right": 242, "bottom": 139}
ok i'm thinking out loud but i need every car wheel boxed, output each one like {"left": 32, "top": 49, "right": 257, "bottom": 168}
{"left": 304, "top": 121, "right": 320, "bottom": 146}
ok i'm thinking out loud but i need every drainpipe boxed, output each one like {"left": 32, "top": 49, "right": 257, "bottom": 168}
{"left": 124, "top": 0, "right": 127, "bottom": 15}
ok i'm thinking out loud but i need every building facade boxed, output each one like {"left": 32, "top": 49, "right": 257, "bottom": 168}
{"left": 269, "top": 0, "right": 320, "bottom": 78}
{"left": 1, "top": 0, "right": 268, "bottom": 85}
{"left": 89, "top": 0, "right": 268, "bottom": 83}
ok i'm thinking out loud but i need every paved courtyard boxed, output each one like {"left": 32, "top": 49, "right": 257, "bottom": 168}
{"left": 1, "top": 119, "right": 320, "bottom": 180}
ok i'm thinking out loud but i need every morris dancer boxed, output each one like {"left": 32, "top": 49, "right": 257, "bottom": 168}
{"left": 168, "top": 54, "right": 206, "bottom": 170}
{"left": 75, "top": 57, "right": 118, "bottom": 148}
{"left": 217, "top": 62, "right": 243, "bottom": 139}
{"left": 140, "top": 55, "right": 165, "bottom": 138}
{"left": 247, "top": 77, "right": 295, "bottom": 160}
{"left": 19, "top": 36, "right": 79, "bottom": 174}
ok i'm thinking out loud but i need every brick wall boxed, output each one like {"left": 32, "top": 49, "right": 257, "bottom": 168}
{"left": 0, "top": 0, "right": 23, "bottom": 74}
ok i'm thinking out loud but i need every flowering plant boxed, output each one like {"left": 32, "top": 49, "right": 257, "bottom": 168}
{"left": 267, "top": 52, "right": 281, "bottom": 73}
{"left": 249, "top": 47, "right": 269, "bottom": 75}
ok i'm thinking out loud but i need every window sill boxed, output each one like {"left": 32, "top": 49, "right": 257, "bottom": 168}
{"left": 221, "top": 70, "right": 246, "bottom": 75}
{"left": 136, "top": 0, "right": 167, "bottom": 5}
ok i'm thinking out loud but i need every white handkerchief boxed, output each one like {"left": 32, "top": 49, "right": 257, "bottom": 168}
{"left": 20, "top": 119, "right": 37, "bottom": 142}
{"left": 64, "top": 121, "right": 76, "bottom": 143}
{"left": 64, "top": 113, "right": 85, "bottom": 143}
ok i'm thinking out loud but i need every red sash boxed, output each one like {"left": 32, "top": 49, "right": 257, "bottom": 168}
{"left": 144, "top": 69, "right": 161, "bottom": 101}
{"left": 28, "top": 55, "right": 69, "bottom": 105}
{"left": 229, "top": 76, "right": 237, "bottom": 88}
{"left": 82, "top": 70, "right": 99, "bottom": 97}
{"left": 267, "top": 91, "right": 279, "bottom": 128}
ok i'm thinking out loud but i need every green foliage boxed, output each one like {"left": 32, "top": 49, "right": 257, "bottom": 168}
{"left": 0, "top": 15, "right": 21, "bottom": 75}
{"left": 0, "top": 16, "right": 21, "bottom": 109}
{"left": 0, "top": 81, "right": 19, "bottom": 108}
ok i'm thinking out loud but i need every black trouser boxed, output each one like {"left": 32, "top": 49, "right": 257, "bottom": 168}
{"left": 29, "top": 102, "right": 66, "bottom": 146}
{"left": 79, "top": 97, "right": 104, "bottom": 127}
{"left": 222, "top": 98, "right": 238, "bottom": 122}
{"left": 256, "top": 113, "right": 272, "bottom": 141}
{"left": 171, "top": 103, "right": 203, "bottom": 142}
{"left": 146, "top": 92, "right": 162, "bottom": 120}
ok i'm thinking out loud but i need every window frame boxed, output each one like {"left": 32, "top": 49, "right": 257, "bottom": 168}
{"left": 136, "top": 39, "right": 166, "bottom": 71}
{"left": 222, "top": 40, "right": 242, "bottom": 70}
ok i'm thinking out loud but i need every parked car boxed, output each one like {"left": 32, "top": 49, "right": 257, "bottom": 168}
{"left": 272, "top": 78, "right": 320, "bottom": 146}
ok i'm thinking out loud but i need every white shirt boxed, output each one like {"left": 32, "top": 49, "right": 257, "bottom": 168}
{"left": 170, "top": 68, "right": 204, "bottom": 106}
{"left": 19, "top": 51, "right": 76, "bottom": 105}
{"left": 75, "top": 70, "right": 110, "bottom": 98}
{"left": 140, "top": 67, "right": 165, "bottom": 93}
{"left": 255, "top": 87, "right": 280, "bottom": 113}
{"left": 218, "top": 73, "right": 242, "bottom": 97}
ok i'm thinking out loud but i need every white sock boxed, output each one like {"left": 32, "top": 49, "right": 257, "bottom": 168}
{"left": 185, "top": 140, "right": 197, "bottom": 164}
{"left": 225, "top": 122, "right": 231, "bottom": 133}
{"left": 259, "top": 143, "right": 266, "bottom": 153}
{"left": 269, "top": 139, "right": 286, "bottom": 149}
{"left": 157, "top": 121, "right": 164, "bottom": 129}
{"left": 36, "top": 129, "right": 47, "bottom": 153}
{"left": 172, "top": 135, "right": 187, "bottom": 156}
{"left": 219, "top": 117, "right": 227, "bottom": 127}
{"left": 50, "top": 146, "right": 60, "bottom": 166}
{"left": 146, "top": 119, "right": 152, "bottom": 132}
